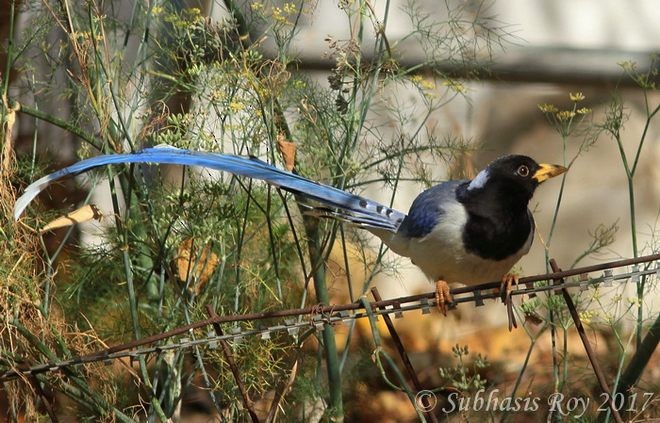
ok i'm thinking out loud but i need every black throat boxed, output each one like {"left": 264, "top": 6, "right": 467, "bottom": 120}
{"left": 456, "top": 181, "right": 533, "bottom": 261}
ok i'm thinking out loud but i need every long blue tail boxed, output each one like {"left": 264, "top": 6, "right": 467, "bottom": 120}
{"left": 14, "top": 146, "right": 406, "bottom": 231}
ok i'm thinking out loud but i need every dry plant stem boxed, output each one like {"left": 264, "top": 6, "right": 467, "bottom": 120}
{"left": 206, "top": 305, "right": 260, "bottom": 423}
{"left": 549, "top": 259, "right": 623, "bottom": 423}
{"left": 371, "top": 288, "right": 439, "bottom": 423}
{"left": 265, "top": 358, "right": 299, "bottom": 422}
{"left": 11, "top": 320, "right": 136, "bottom": 422}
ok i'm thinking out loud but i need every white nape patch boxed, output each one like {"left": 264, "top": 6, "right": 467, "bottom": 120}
{"left": 467, "top": 169, "right": 490, "bottom": 191}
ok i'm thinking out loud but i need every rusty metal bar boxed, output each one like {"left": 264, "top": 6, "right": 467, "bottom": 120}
{"left": 30, "top": 375, "right": 59, "bottom": 423}
{"left": 1, "top": 253, "right": 657, "bottom": 382}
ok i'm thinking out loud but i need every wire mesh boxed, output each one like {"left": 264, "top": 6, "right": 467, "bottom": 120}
{"left": 2, "top": 253, "right": 658, "bottom": 382}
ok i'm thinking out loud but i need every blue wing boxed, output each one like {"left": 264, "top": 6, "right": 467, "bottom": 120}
{"left": 14, "top": 146, "right": 406, "bottom": 232}
{"left": 397, "top": 180, "right": 464, "bottom": 238}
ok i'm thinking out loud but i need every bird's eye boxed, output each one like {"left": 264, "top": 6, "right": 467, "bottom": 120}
{"left": 517, "top": 165, "right": 529, "bottom": 177}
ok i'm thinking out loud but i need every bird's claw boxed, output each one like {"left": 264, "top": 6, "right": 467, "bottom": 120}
{"left": 500, "top": 273, "right": 519, "bottom": 331}
{"left": 435, "top": 280, "right": 453, "bottom": 316}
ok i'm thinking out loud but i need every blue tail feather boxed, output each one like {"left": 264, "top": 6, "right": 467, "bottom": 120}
{"left": 14, "top": 146, "right": 406, "bottom": 232}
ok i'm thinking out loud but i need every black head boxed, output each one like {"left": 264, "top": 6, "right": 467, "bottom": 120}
{"left": 460, "top": 155, "right": 567, "bottom": 210}
{"left": 456, "top": 155, "right": 567, "bottom": 261}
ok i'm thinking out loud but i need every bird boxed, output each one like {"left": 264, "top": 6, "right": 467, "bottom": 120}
{"left": 14, "top": 146, "right": 567, "bottom": 329}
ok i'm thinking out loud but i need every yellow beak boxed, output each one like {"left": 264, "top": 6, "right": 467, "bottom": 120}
{"left": 533, "top": 163, "right": 568, "bottom": 183}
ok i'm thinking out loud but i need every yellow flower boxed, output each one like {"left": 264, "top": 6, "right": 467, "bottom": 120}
{"left": 421, "top": 79, "right": 435, "bottom": 91}
{"left": 442, "top": 79, "right": 466, "bottom": 94}
{"left": 618, "top": 60, "right": 637, "bottom": 73}
{"left": 576, "top": 107, "right": 591, "bottom": 115}
{"left": 538, "top": 103, "right": 558, "bottom": 113}
{"left": 410, "top": 75, "right": 435, "bottom": 91}
{"left": 229, "top": 101, "right": 245, "bottom": 113}
{"left": 283, "top": 2, "right": 297, "bottom": 14}
{"left": 569, "top": 92, "right": 585, "bottom": 102}
{"left": 556, "top": 110, "right": 576, "bottom": 121}
{"left": 578, "top": 310, "right": 598, "bottom": 325}
{"left": 272, "top": 7, "right": 289, "bottom": 25}
{"left": 293, "top": 80, "right": 306, "bottom": 90}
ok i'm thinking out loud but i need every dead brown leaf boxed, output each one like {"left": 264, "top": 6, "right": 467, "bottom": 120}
{"left": 175, "top": 238, "right": 220, "bottom": 294}
{"left": 276, "top": 133, "right": 296, "bottom": 171}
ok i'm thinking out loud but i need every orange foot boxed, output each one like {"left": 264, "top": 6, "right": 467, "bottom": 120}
{"left": 435, "top": 280, "right": 453, "bottom": 316}
{"left": 500, "top": 273, "right": 519, "bottom": 331}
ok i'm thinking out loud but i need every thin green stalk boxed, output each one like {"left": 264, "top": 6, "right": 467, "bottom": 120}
{"left": 611, "top": 126, "right": 644, "bottom": 347}
{"left": 265, "top": 186, "right": 283, "bottom": 300}
{"left": 231, "top": 178, "right": 256, "bottom": 312}
{"left": 303, "top": 216, "right": 344, "bottom": 421}
{"left": 616, "top": 314, "right": 660, "bottom": 397}
{"left": 16, "top": 103, "right": 100, "bottom": 149}
{"left": 627, "top": 98, "right": 659, "bottom": 348}
{"left": 505, "top": 330, "right": 541, "bottom": 421}
{"left": 630, "top": 96, "right": 660, "bottom": 174}
{"left": 544, "top": 135, "right": 569, "bottom": 267}
{"left": 548, "top": 310, "right": 561, "bottom": 423}
{"left": 612, "top": 133, "right": 637, "bottom": 257}
{"left": 339, "top": 226, "right": 356, "bottom": 301}
{"left": 338, "top": 319, "right": 357, "bottom": 373}
{"left": 603, "top": 325, "right": 637, "bottom": 423}
{"left": 87, "top": 5, "right": 135, "bottom": 152}
{"left": 359, "top": 298, "right": 426, "bottom": 422}
{"left": 105, "top": 165, "right": 167, "bottom": 421}
{"left": 544, "top": 135, "right": 568, "bottom": 418}
{"left": 1, "top": 0, "right": 15, "bottom": 96}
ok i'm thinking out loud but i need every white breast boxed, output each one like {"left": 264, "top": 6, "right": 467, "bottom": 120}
{"left": 385, "top": 201, "right": 533, "bottom": 285}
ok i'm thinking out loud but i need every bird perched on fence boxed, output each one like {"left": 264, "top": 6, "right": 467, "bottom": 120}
{"left": 14, "top": 146, "right": 566, "bottom": 329}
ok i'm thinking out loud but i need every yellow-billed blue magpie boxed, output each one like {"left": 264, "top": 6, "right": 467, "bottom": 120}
{"left": 14, "top": 147, "right": 566, "bottom": 328}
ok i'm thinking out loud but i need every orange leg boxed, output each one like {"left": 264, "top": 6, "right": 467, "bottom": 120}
{"left": 500, "top": 273, "right": 519, "bottom": 301}
{"left": 435, "top": 280, "right": 453, "bottom": 316}
{"left": 500, "top": 273, "right": 519, "bottom": 330}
